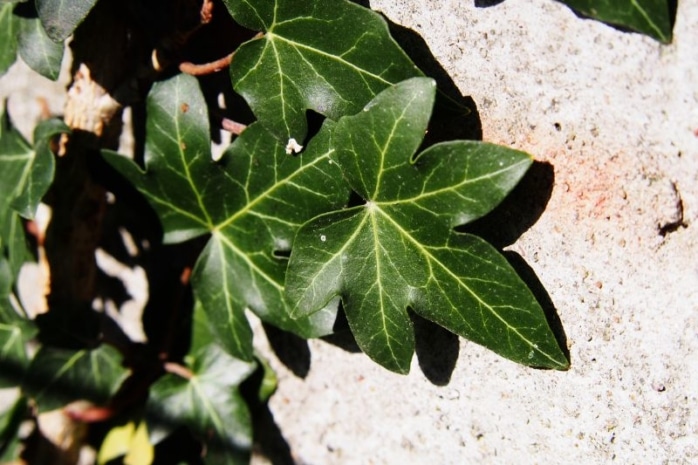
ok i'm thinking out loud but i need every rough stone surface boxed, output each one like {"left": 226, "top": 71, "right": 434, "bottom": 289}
{"left": 1, "top": 1, "right": 696, "bottom": 464}
{"left": 249, "top": 1, "right": 698, "bottom": 464}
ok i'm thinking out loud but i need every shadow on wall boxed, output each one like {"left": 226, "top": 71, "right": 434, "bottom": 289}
{"left": 265, "top": 4, "right": 566, "bottom": 384}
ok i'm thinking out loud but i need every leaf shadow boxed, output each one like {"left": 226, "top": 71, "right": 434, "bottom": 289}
{"left": 474, "top": 0, "right": 506, "bottom": 7}
{"left": 458, "top": 161, "right": 555, "bottom": 249}
{"left": 502, "top": 252, "right": 570, "bottom": 364}
{"left": 240, "top": 362, "right": 296, "bottom": 465}
{"left": 382, "top": 16, "right": 483, "bottom": 144}
{"left": 411, "top": 312, "right": 460, "bottom": 385}
{"left": 262, "top": 323, "right": 311, "bottom": 379}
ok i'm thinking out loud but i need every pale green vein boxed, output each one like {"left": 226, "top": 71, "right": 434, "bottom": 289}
{"left": 213, "top": 236, "right": 245, "bottom": 354}
{"left": 374, "top": 206, "right": 563, "bottom": 366}
{"left": 630, "top": 0, "right": 665, "bottom": 38}
{"left": 377, "top": 157, "right": 531, "bottom": 207}
{"left": 270, "top": 35, "right": 394, "bottom": 86}
{"left": 216, "top": 150, "right": 333, "bottom": 230}
{"left": 217, "top": 233, "right": 283, "bottom": 292}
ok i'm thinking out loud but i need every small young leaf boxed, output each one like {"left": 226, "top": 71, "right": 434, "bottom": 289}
{"left": 0, "top": 108, "right": 65, "bottom": 279}
{"left": 35, "top": 0, "right": 99, "bottom": 42}
{"left": 98, "top": 421, "right": 154, "bottom": 465}
{"left": 103, "top": 74, "right": 348, "bottom": 361}
{"left": 11, "top": 118, "right": 68, "bottom": 218}
{"left": 147, "top": 311, "right": 255, "bottom": 465}
{"left": 17, "top": 15, "right": 64, "bottom": 80}
{"left": 558, "top": 0, "right": 673, "bottom": 43}
{"left": 22, "top": 344, "right": 129, "bottom": 412}
{"left": 224, "top": 0, "right": 422, "bottom": 142}
{"left": 286, "top": 78, "right": 569, "bottom": 373}
{"left": 0, "top": 3, "right": 19, "bottom": 77}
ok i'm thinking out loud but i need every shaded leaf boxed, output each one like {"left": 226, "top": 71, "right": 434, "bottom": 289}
{"left": 0, "top": 393, "right": 26, "bottom": 461}
{"left": 104, "top": 74, "right": 348, "bottom": 361}
{"left": 36, "top": 0, "right": 99, "bottom": 42}
{"left": 11, "top": 118, "right": 68, "bottom": 218}
{"left": 224, "top": 0, "right": 422, "bottom": 142}
{"left": 0, "top": 3, "right": 19, "bottom": 77}
{"left": 0, "top": 108, "right": 67, "bottom": 277}
{"left": 558, "top": 0, "right": 672, "bottom": 43}
{"left": 286, "top": 78, "right": 569, "bottom": 373}
{"left": 17, "top": 15, "right": 64, "bottom": 80}
{"left": 22, "top": 344, "right": 128, "bottom": 412}
{"left": 147, "top": 305, "right": 255, "bottom": 465}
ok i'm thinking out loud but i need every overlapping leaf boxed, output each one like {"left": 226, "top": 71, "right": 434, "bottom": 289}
{"left": 0, "top": 257, "right": 36, "bottom": 388}
{"left": 17, "top": 14, "right": 64, "bottom": 80}
{"left": 224, "top": 0, "right": 422, "bottom": 142}
{"left": 0, "top": 393, "right": 26, "bottom": 461}
{"left": 22, "top": 344, "right": 128, "bottom": 412}
{"left": 558, "top": 0, "right": 672, "bottom": 43}
{"left": 147, "top": 304, "right": 254, "bottom": 465}
{"left": 0, "top": 3, "right": 19, "bottom": 77}
{"left": 36, "top": 0, "right": 99, "bottom": 42}
{"left": 286, "top": 78, "right": 569, "bottom": 373}
{"left": 0, "top": 107, "right": 68, "bottom": 275}
{"left": 103, "top": 74, "right": 348, "bottom": 361}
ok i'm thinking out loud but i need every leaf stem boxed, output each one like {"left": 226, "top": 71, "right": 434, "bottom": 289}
{"left": 164, "top": 362, "right": 194, "bottom": 380}
{"left": 179, "top": 53, "right": 234, "bottom": 76}
{"left": 221, "top": 118, "right": 247, "bottom": 135}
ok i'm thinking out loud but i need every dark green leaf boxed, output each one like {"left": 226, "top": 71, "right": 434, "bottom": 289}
{"left": 0, "top": 310, "right": 36, "bottom": 387}
{"left": 148, "top": 306, "right": 255, "bottom": 465}
{"left": 224, "top": 0, "right": 422, "bottom": 142}
{"left": 17, "top": 15, "right": 64, "bottom": 80}
{"left": 103, "top": 74, "right": 347, "bottom": 361}
{"left": 22, "top": 344, "right": 128, "bottom": 412}
{"left": 11, "top": 118, "right": 67, "bottom": 218}
{"left": 286, "top": 78, "right": 569, "bottom": 373}
{"left": 0, "top": 394, "right": 27, "bottom": 461}
{"left": 0, "top": 3, "right": 19, "bottom": 77}
{"left": 558, "top": 0, "right": 672, "bottom": 43}
{"left": 36, "top": 0, "right": 98, "bottom": 42}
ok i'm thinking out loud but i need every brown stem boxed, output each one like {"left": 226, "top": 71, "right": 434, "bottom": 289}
{"left": 200, "top": 0, "right": 214, "bottom": 24}
{"left": 179, "top": 52, "right": 234, "bottom": 76}
{"left": 222, "top": 118, "right": 247, "bottom": 135}
{"left": 164, "top": 362, "right": 195, "bottom": 380}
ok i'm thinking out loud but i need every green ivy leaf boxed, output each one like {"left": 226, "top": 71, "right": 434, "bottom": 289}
{"left": 22, "top": 344, "right": 129, "bottom": 412}
{"left": 224, "top": 0, "right": 422, "bottom": 142}
{"left": 558, "top": 0, "right": 672, "bottom": 43}
{"left": 0, "top": 312, "right": 36, "bottom": 387}
{"left": 35, "top": 0, "right": 98, "bottom": 42}
{"left": 0, "top": 108, "right": 65, "bottom": 279}
{"left": 0, "top": 394, "right": 27, "bottom": 461}
{"left": 147, "top": 305, "right": 255, "bottom": 465}
{"left": 104, "top": 74, "right": 348, "bottom": 361}
{"left": 17, "top": 15, "right": 64, "bottom": 80}
{"left": 286, "top": 78, "right": 569, "bottom": 373}
{"left": 0, "top": 3, "right": 19, "bottom": 77}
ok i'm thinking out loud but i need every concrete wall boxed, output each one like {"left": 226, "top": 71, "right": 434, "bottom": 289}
{"left": 251, "top": 1, "right": 698, "bottom": 463}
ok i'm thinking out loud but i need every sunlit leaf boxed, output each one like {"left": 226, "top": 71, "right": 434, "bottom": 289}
{"left": 558, "top": 0, "right": 673, "bottom": 43}
{"left": 22, "top": 344, "right": 129, "bottom": 412}
{"left": 104, "top": 74, "right": 348, "bottom": 361}
{"left": 224, "top": 0, "right": 422, "bottom": 142}
{"left": 147, "top": 305, "right": 255, "bottom": 465}
{"left": 17, "top": 14, "right": 64, "bottom": 80}
{"left": 0, "top": 3, "right": 19, "bottom": 77}
{"left": 35, "top": 0, "right": 99, "bottom": 42}
{"left": 98, "top": 421, "right": 154, "bottom": 465}
{"left": 286, "top": 78, "right": 569, "bottom": 373}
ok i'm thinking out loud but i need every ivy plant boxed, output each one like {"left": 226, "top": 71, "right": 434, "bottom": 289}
{"left": 0, "top": 0, "right": 676, "bottom": 462}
